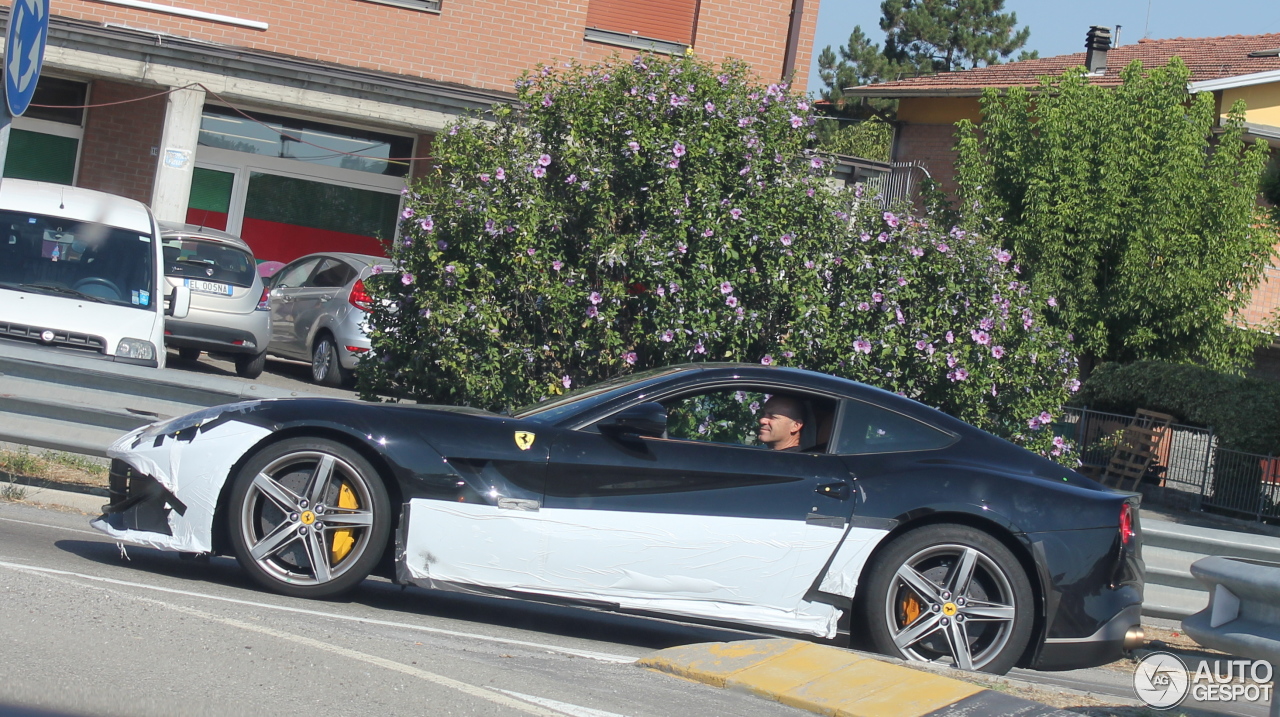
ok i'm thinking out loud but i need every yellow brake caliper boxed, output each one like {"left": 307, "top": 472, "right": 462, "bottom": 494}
{"left": 901, "top": 591, "right": 922, "bottom": 626}
{"left": 330, "top": 481, "right": 358, "bottom": 563}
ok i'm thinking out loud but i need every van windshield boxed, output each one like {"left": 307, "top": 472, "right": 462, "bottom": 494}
{"left": 0, "top": 210, "right": 156, "bottom": 310}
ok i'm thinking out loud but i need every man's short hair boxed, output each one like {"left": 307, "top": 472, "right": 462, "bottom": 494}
{"left": 763, "top": 396, "right": 805, "bottom": 423}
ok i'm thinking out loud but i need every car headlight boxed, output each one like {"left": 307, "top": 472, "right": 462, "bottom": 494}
{"left": 115, "top": 338, "right": 156, "bottom": 361}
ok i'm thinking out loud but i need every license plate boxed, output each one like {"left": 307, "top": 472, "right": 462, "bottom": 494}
{"left": 185, "top": 279, "right": 232, "bottom": 296}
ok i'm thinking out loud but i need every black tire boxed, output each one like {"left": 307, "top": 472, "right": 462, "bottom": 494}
{"left": 860, "top": 524, "right": 1033, "bottom": 674}
{"left": 178, "top": 347, "right": 201, "bottom": 362}
{"left": 235, "top": 351, "right": 267, "bottom": 379}
{"left": 311, "top": 334, "right": 352, "bottom": 387}
{"left": 227, "top": 437, "right": 390, "bottom": 599}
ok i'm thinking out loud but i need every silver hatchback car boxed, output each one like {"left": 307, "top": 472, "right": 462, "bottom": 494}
{"left": 160, "top": 222, "right": 271, "bottom": 378}
{"left": 265, "top": 252, "right": 390, "bottom": 386}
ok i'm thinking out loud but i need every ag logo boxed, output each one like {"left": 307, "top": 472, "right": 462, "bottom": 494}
{"left": 1134, "top": 651, "right": 1189, "bottom": 710}
{"left": 513, "top": 431, "right": 536, "bottom": 451}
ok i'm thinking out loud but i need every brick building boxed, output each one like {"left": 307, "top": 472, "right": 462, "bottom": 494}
{"left": 7, "top": 0, "right": 819, "bottom": 262}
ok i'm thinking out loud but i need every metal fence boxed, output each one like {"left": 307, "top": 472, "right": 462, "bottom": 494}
{"left": 1062, "top": 407, "right": 1280, "bottom": 523}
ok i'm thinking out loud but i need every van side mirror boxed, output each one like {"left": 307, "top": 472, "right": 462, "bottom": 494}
{"left": 166, "top": 285, "right": 191, "bottom": 319}
{"left": 598, "top": 402, "right": 667, "bottom": 439}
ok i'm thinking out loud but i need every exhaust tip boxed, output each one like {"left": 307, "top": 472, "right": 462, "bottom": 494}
{"left": 1124, "top": 626, "right": 1146, "bottom": 650}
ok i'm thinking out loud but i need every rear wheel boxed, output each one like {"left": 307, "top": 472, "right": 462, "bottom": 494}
{"left": 235, "top": 351, "right": 267, "bottom": 379}
{"left": 861, "top": 524, "right": 1033, "bottom": 674}
{"left": 178, "top": 347, "right": 201, "bottom": 362}
{"left": 227, "top": 438, "right": 390, "bottom": 598}
{"left": 311, "top": 335, "right": 352, "bottom": 387}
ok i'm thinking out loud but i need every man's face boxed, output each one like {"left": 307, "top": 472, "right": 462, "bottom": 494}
{"left": 758, "top": 398, "right": 803, "bottom": 449}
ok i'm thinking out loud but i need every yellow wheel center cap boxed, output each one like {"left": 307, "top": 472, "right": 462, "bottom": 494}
{"left": 300, "top": 510, "right": 316, "bottom": 525}
{"left": 942, "top": 602, "right": 958, "bottom": 616}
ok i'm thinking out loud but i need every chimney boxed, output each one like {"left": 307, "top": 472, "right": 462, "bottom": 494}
{"left": 1085, "top": 26, "right": 1113, "bottom": 74}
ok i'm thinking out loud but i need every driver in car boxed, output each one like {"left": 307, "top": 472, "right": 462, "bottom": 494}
{"left": 758, "top": 396, "right": 805, "bottom": 451}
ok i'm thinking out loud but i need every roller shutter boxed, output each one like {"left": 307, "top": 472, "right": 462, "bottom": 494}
{"left": 585, "top": 0, "right": 698, "bottom": 45}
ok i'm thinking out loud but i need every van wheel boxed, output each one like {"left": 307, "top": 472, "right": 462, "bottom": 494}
{"left": 178, "top": 347, "right": 201, "bottom": 362}
{"left": 311, "top": 335, "right": 352, "bottom": 387}
{"left": 236, "top": 351, "right": 267, "bottom": 379}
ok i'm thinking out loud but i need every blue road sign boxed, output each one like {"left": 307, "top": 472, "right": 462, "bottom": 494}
{"left": 5, "top": 0, "right": 48, "bottom": 117}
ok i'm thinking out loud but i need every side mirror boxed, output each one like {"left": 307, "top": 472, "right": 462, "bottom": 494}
{"left": 598, "top": 402, "right": 667, "bottom": 439}
{"left": 166, "top": 285, "right": 191, "bottom": 319}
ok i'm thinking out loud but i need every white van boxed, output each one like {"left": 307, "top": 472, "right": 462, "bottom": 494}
{"left": 0, "top": 179, "right": 190, "bottom": 368}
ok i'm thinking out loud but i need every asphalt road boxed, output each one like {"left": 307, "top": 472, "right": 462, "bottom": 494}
{"left": 0, "top": 501, "right": 803, "bottom": 717}
{"left": 163, "top": 349, "right": 354, "bottom": 397}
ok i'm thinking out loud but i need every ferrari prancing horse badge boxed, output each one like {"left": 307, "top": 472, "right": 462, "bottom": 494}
{"left": 514, "top": 431, "right": 536, "bottom": 450}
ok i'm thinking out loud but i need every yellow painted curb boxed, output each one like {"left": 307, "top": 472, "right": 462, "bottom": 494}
{"left": 637, "top": 638, "right": 984, "bottom": 717}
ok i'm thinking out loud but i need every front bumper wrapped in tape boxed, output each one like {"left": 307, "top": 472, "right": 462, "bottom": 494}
{"left": 99, "top": 459, "right": 187, "bottom": 535}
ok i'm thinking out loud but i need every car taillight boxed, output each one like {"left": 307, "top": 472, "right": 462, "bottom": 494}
{"left": 1119, "top": 503, "right": 1135, "bottom": 545}
{"left": 256, "top": 286, "right": 270, "bottom": 311}
{"left": 349, "top": 279, "right": 374, "bottom": 312}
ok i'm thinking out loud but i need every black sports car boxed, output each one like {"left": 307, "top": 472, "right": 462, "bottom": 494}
{"left": 93, "top": 363, "right": 1144, "bottom": 674}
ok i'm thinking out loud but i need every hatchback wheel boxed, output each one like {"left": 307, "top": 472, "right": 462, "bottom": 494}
{"left": 235, "top": 351, "right": 267, "bottom": 379}
{"left": 227, "top": 438, "right": 390, "bottom": 598}
{"left": 861, "top": 524, "right": 1033, "bottom": 674}
{"left": 178, "top": 347, "right": 201, "bottom": 362}
{"left": 311, "top": 335, "right": 352, "bottom": 387}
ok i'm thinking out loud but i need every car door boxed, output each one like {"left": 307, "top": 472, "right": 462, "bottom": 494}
{"left": 288, "top": 257, "right": 355, "bottom": 354}
{"left": 268, "top": 256, "right": 321, "bottom": 357}
{"left": 535, "top": 386, "right": 858, "bottom": 637}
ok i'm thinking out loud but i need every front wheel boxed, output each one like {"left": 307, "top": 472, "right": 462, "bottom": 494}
{"left": 860, "top": 524, "right": 1033, "bottom": 674}
{"left": 227, "top": 438, "right": 390, "bottom": 598}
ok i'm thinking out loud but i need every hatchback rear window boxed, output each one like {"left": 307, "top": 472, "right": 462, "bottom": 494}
{"left": 162, "top": 238, "right": 256, "bottom": 288}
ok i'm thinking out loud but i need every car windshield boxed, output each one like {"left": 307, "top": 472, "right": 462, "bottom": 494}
{"left": 162, "top": 238, "right": 256, "bottom": 288}
{"left": 512, "top": 366, "right": 688, "bottom": 422}
{"left": 0, "top": 209, "right": 156, "bottom": 310}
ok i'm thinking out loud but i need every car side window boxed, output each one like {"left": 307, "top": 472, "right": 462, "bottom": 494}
{"left": 310, "top": 259, "right": 356, "bottom": 288}
{"left": 833, "top": 399, "right": 954, "bottom": 455}
{"left": 663, "top": 389, "right": 769, "bottom": 446}
{"left": 274, "top": 258, "right": 320, "bottom": 289}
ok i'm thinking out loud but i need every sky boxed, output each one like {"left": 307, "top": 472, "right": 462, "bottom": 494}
{"left": 806, "top": 0, "right": 1280, "bottom": 94}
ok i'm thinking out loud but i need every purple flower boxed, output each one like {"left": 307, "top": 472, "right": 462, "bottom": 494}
{"left": 667, "top": 159, "right": 680, "bottom": 169}
{"left": 1039, "top": 411, "right": 1053, "bottom": 424}
{"left": 694, "top": 340, "right": 706, "bottom": 354}
{"left": 533, "top": 167, "right": 546, "bottom": 178}
{"left": 1068, "top": 378, "right": 1081, "bottom": 392}
{"left": 704, "top": 101, "right": 716, "bottom": 113}
{"left": 624, "top": 351, "right": 637, "bottom": 365}
{"left": 853, "top": 339, "right": 872, "bottom": 354}
{"left": 979, "top": 317, "right": 994, "bottom": 331}
{"left": 628, "top": 141, "right": 640, "bottom": 153}
{"left": 972, "top": 330, "right": 990, "bottom": 345}
{"left": 702, "top": 228, "right": 714, "bottom": 238}
{"left": 810, "top": 157, "right": 823, "bottom": 169}
{"left": 661, "top": 330, "right": 675, "bottom": 342}
{"left": 945, "top": 331, "right": 955, "bottom": 343}
{"left": 738, "top": 117, "right": 752, "bottom": 127}
{"left": 479, "top": 173, "right": 490, "bottom": 183}
{"left": 401, "top": 207, "right": 415, "bottom": 219}
{"left": 589, "top": 291, "right": 602, "bottom": 305}
{"left": 542, "top": 95, "right": 553, "bottom": 107}
{"left": 419, "top": 216, "right": 435, "bottom": 232}
{"left": 401, "top": 273, "right": 414, "bottom": 285}
{"left": 444, "top": 264, "right": 455, "bottom": 273}
{"left": 495, "top": 167, "right": 506, "bottom": 180}
{"left": 1048, "top": 296, "right": 1058, "bottom": 307}
{"left": 789, "top": 115, "right": 802, "bottom": 128}
{"left": 946, "top": 354, "right": 958, "bottom": 368}
{"left": 909, "top": 246, "right": 924, "bottom": 257}
{"left": 761, "top": 354, "right": 774, "bottom": 365}
{"left": 871, "top": 291, "right": 883, "bottom": 303}
{"left": 371, "top": 265, "right": 384, "bottom": 275}
{"left": 669, "top": 282, "right": 681, "bottom": 293}
{"left": 954, "top": 368, "right": 969, "bottom": 381}
{"left": 675, "top": 244, "right": 687, "bottom": 254}
{"left": 1053, "top": 436, "right": 1066, "bottom": 449}
{"left": 992, "top": 345, "right": 1005, "bottom": 359}
{"left": 726, "top": 296, "right": 739, "bottom": 307}
{"left": 883, "top": 211, "right": 899, "bottom": 228}
{"left": 586, "top": 305, "right": 598, "bottom": 318}
{"left": 730, "top": 208, "right": 743, "bottom": 220}
{"left": 538, "top": 154, "right": 552, "bottom": 167}
{"left": 437, "top": 239, "right": 448, "bottom": 250}
{"left": 937, "top": 243, "right": 949, "bottom": 253}
{"left": 915, "top": 340, "right": 928, "bottom": 350}
{"left": 673, "top": 142, "right": 686, "bottom": 157}
{"left": 857, "top": 302, "right": 870, "bottom": 311}
{"left": 562, "top": 375, "right": 572, "bottom": 389}
{"left": 720, "top": 281, "right": 733, "bottom": 294}
{"left": 552, "top": 260, "right": 563, "bottom": 271}
{"left": 1028, "top": 417, "right": 1043, "bottom": 431}
{"left": 995, "top": 249, "right": 1011, "bottom": 263}
{"left": 525, "top": 247, "right": 536, "bottom": 256}
{"left": 780, "top": 234, "right": 793, "bottom": 246}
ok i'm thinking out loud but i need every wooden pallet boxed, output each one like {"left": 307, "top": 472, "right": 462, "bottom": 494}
{"left": 1101, "top": 409, "right": 1174, "bottom": 491}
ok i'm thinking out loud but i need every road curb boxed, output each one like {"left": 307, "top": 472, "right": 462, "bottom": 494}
{"left": 2, "top": 484, "right": 103, "bottom": 514}
{"left": 637, "top": 639, "right": 1075, "bottom": 717}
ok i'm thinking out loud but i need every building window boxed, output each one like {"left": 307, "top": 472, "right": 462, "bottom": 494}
{"left": 197, "top": 106, "right": 414, "bottom": 178}
{"left": 357, "top": 0, "right": 441, "bottom": 13}
{"left": 2, "top": 77, "right": 87, "bottom": 184}
{"left": 585, "top": 0, "right": 698, "bottom": 52}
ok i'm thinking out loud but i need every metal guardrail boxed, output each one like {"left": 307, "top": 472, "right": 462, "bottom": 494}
{"left": 0, "top": 340, "right": 332, "bottom": 456}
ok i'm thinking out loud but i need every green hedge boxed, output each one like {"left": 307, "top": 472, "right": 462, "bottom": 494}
{"left": 1075, "top": 361, "right": 1280, "bottom": 454}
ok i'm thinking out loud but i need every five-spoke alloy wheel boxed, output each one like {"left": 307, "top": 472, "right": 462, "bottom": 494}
{"left": 861, "top": 524, "right": 1033, "bottom": 674}
{"left": 228, "top": 438, "right": 390, "bottom": 598}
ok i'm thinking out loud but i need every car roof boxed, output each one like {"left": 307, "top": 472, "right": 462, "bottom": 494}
{"left": 286, "top": 251, "right": 389, "bottom": 267}
{"left": 0, "top": 179, "right": 154, "bottom": 234}
{"left": 157, "top": 221, "right": 254, "bottom": 252}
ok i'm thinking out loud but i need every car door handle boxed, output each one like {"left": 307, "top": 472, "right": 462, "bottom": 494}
{"left": 319, "top": 294, "right": 335, "bottom": 301}
{"left": 816, "top": 482, "right": 850, "bottom": 500}
{"left": 280, "top": 295, "right": 294, "bottom": 304}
